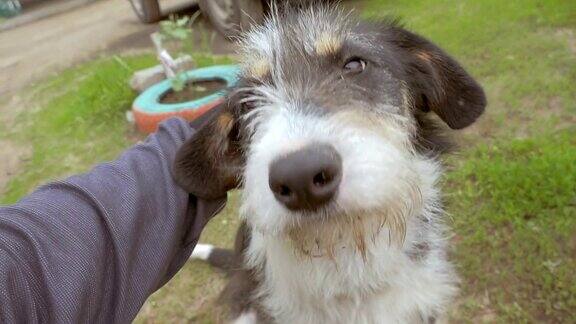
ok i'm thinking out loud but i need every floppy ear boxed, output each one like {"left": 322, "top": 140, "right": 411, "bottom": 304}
{"left": 172, "top": 101, "right": 244, "bottom": 199}
{"left": 390, "top": 26, "right": 487, "bottom": 129}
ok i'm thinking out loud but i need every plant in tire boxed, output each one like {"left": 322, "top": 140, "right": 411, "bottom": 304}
{"left": 157, "top": 15, "right": 197, "bottom": 92}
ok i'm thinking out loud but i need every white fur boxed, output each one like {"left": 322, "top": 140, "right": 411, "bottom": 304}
{"left": 232, "top": 311, "right": 258, "bottom": 324}
{"left": 190, "top": 244, "right": 214, "bottom": 261}
{"left": 238, "top": 101, "right": 457, "bottom": 323}
{"left": 246, "top": 230, "right": 456, "bottom": 323}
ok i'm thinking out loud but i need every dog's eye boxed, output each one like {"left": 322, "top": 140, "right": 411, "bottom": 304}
{"left": 343, "top": 58, "right": 366, "bottom": 73}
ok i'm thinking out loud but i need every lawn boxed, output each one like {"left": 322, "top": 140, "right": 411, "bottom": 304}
{"left": 1, "top": 0, "right": 575, "bottom": 323}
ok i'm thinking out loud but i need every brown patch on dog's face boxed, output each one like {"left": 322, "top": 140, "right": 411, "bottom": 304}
{"left": 286, "top": 214, "right": 375, "bottom": 261}
{"left": 217, "top": 113, "right": 234, "bottom": 134}
{"left": 285, "top": 191, "right": 419, "bottom": 261}
{"left": 315, "top": 33, "right": 343, "bottom": 56}
{"left": 415, "top": 51, "right": 432, "bottom": 63}
{"left": 247, "top": 58, "right": 270, "bottom": 79}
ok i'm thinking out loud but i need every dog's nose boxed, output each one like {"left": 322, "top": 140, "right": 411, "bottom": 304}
{"left": 269, "top": 143, "right": 342, "bottom": 211}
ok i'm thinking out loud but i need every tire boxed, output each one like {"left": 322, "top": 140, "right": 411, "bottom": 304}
{"left": 129, "top": 0, "right": 161, "bottom": 24}
{"left": 132, "top": 65, "right": 240, "bottom": 133}
{"left": 199, "top": 0, "right": 264, "bottom": 38}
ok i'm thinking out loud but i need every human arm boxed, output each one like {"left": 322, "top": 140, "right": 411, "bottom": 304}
{"left": 0, "top": 117, "right": 225, "bottom": 323}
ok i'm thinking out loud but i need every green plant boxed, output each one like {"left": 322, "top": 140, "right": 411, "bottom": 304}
{"left": 159, "top": 16, "right": 193, "bottom": 43}
{"left": 170, "top": 71, "right": 186, "bottom": 92}
{"left": 157, "top": 14, "right": 202, "bottom": 92}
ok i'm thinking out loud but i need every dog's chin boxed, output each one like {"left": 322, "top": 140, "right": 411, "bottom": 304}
{"left": 243, "top": 197, "right": 412, "bottom": 260}
{"left": 286, "top": 203, "right": 338, "bottom": 222}
{"left": 287, "top": 208, "right": 390, "bottom": 260}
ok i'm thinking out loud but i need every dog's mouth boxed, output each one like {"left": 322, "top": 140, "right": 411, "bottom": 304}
{"left": 284, "top": 202, "right": 341, "bottom": 225}
{"left": 273, "top": 176, "right": 421, "bottom": 259}
{"left": 284, "top": 206, "right": 401, "bottom": 260}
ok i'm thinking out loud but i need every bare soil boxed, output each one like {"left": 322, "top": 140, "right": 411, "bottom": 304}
{"left": 0, "top": 140, "right": 31, "bottom": 196}
{"left": 1, "top": 0, "right": 151, "bottom": 98}
{"left": 160, "top": 79, "right": 226, "bottom": 103}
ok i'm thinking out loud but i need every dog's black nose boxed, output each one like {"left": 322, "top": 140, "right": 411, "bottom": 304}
{"left": 269, "top": 143, "right": 342, "bottom": 211}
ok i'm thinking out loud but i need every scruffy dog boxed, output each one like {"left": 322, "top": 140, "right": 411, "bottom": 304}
{"left": 173, "top": 4, "right": 486, "bottom": 324}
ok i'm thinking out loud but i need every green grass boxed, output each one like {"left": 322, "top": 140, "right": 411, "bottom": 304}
{"left": 0, "top": 55, "right": 154, "bottom": 204}
{"left": 1, "top": 0, "right": 575, "bottom": 323}
{"left": 446, "top": 131, "right": 576, "bottom": 322}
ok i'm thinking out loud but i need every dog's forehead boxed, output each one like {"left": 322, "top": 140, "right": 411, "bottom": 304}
{"left": 236, "top": 7, "right": 408, "bottom": 114}
{"left": 239, "top": 7, "right": 361, "bottom": 78}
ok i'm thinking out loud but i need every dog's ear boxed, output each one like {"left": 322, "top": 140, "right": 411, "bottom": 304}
{"left": 389, "top": 26, "right": 487, "bottom": 129}
{"left": 173, "top": 101, "right": 244, "bottom": 199}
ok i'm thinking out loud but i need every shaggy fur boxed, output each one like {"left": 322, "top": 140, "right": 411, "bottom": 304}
{"left": 175, "top": 4, "right": 486, "bottom": 323}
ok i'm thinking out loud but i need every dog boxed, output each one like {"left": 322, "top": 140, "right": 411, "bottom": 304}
{"left": 173, "top": 4, "right": 486, "bottom": 323}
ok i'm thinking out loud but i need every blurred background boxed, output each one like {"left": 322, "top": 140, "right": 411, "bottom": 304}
{"left": 0, "top": 0, "right": 575, "bottom": 323}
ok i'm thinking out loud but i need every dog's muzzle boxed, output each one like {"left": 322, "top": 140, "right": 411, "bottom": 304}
{"left": 268, "top": 143, "right": 342, "bottom": 212}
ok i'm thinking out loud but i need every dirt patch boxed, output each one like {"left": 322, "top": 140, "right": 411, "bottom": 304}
{"left": 449, "top": 293, "right": 498, "bottom": 324}
{"left": 160, "top": 79, "right": 226, "bottom": 103}
{"left": 523, "top": 95, "right": 575, "bottom": 132}
{"left": 0, "top": 140, "right": 32, "bottom": 196}
{"left": 105, "top": 23, "right": 159, "bottom": 53}
{"left": 555, "top": 28, "right": 576, "bottom": 55}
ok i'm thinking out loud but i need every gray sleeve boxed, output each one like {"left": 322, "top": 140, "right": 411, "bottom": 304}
{"left": 0, "top": 117, "right": 226, "bottom": 323}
